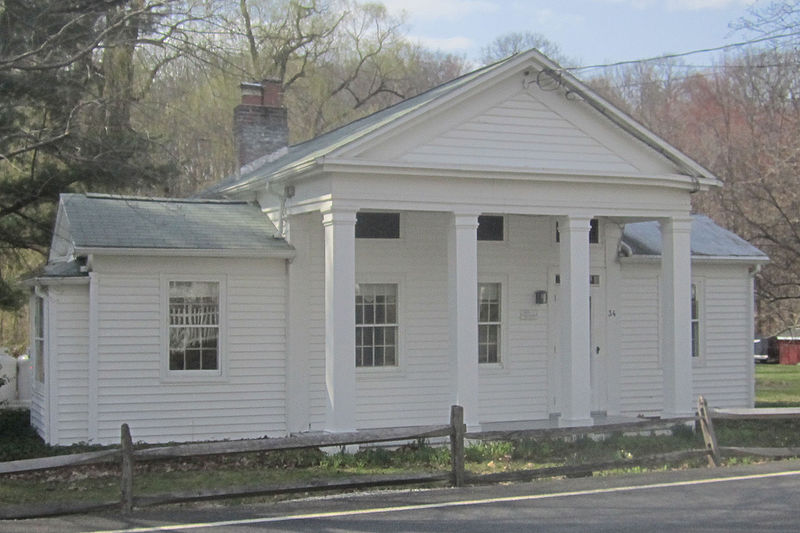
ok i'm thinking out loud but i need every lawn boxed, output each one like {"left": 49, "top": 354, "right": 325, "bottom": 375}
{"left": 755, "top": 364, "right": 800, "bottom": 407}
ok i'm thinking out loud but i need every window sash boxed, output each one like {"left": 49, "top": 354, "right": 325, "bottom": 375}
{"left": 478, "top": 283, "right": 501, "bottom": 364}
{"left": 168, "top": 281, "right": 220, "bottom": 371}
{"left": 355, "top": 283, "right": 398, "bottom": 367}
{"left": 691, "top": 283, "right": 700, "bottom": 358}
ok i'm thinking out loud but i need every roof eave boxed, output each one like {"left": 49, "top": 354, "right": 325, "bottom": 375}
{"left": 74, "top": 246, "right": 295, "bottom": 259}
{"left": 23, "top": 276, "right": 89, "bottom": 287}
{"left": 620, "top": 254, "right": 769, "bottom": 264}
{"left": 322, "top": 159, "right": 717, "bottom": 191}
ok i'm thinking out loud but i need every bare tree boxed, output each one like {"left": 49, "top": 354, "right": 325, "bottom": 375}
{"left": 481, "top": 31, "right": 569, "bottom": 65}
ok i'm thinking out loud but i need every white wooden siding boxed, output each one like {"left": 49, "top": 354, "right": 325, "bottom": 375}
{"left": 477, "top": 216, "right": 552, "bottom": 422}
{"left": 618, "top": 262, "right": 754, "bottom": 416}
{"left": 52, "top": 285, "right": 90, "bottom": 443}
{"left": 306, "top": 218, "right": 327, "bottom": 430}
{"left": 347, "top": 213, "right": 558, "bottom": 428}
{"left": 692, "top": 264, "right": 754, "bottom": 408}
{"left": 400, "top": 92, "right": 638, "bottom": 174}
{"left": 618, "top": 266, "right": 663, "bottom": 416}
{"left": 85, "top": 256, "right": 287, "bottom": 445}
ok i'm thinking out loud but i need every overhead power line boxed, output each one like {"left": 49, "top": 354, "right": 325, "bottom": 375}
{"left": 567, "top": 30, "right": 800, "bottom": 72}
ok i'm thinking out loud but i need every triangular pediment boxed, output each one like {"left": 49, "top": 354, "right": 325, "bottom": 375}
{"left": 401, "top": 90, "right": 641, "bottom": 174}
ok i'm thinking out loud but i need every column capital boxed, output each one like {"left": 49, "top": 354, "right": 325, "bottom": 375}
{"left": 320, "top": 205, "right": 357, "bottom": 227}
{"left": 659, "top": 216, "right": 694, "bottom": 233}
{"left": 450, "top": 211, "right": 480, "bottom": 229}
{"left": 558, "top": 215, "right": 592, "bottom": 232}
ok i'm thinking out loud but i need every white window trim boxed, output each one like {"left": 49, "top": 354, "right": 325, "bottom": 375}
{"left": 478, "top": 275, "right": 508, "bottom": 370}
{"left": 355, "top": 275, "right": 406, "bottom": 377}
{"left": 160, "top": 274, "right": 228, "bottom": 382}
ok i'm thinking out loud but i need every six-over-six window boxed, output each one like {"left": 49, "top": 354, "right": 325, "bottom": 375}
{"left": 478, "top": 283, "right": 502, "bottom": 363}
{"left": 168, "top": 281, "right": 220, "bottom": 371}
{"left": 356, "top": 283, "right": 398, "bottom": 367}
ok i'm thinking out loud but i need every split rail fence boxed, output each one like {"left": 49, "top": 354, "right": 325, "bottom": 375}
{"left": 2, "top": 398, "right": 800, "bottom": 519}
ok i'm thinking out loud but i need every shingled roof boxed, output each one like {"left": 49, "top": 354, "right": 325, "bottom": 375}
{"left": 622, "top": 216, "right": 767, "bottom": 260}
{"left": 56, "top": 193, "right": 293, "bottom": 256}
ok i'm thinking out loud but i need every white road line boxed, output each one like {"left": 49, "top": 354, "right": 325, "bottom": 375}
{"left": 85, "top": 469, "right": 800, "bottom": 533}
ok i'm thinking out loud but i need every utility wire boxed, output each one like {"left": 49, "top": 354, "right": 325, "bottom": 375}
{"left": 567, "top": 30, "right": 800, "bottom": 72}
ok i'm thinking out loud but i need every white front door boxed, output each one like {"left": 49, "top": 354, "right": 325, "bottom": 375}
{"left": 548, "top": 269, "right": 608, "bottom": 417}
{"left": 590, "top": 272, "right": 608, "bottom": 414}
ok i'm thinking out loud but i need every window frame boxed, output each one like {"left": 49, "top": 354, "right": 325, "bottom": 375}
{"left": 478, "top": 279, "right": 506, "bottom": 367}
{"left": 355, "top": 278, "right": 404, "bottom": 373}
{"left": 161, "top": 275, "right": 227, "bottom": 382}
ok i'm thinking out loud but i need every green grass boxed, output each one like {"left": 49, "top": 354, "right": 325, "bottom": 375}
{"left": 755, "top": 364, "right": 800, "bottom": 407}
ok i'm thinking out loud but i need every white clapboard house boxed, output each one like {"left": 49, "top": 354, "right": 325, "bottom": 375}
{"left": 28, "top": 50, "right": 767, "bottom": 445}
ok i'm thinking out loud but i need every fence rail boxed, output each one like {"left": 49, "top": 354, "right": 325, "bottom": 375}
{"left": 3, "top": 398, "right": 800, "bottom": 519}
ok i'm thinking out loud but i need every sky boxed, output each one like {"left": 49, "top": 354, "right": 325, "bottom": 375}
{"left": 379, "top": 0, "right": 770, "bottom": 69}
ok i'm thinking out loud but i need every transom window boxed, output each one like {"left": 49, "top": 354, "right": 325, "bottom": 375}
{"left": 355, "top": 212, "right": 400, "bottom": 239}
{"left": 478, "top": 283, "right": 501, "bottom": 364}
{"left": 168, "top": 281, "right": 219, "bottom": 371}
{"left": 356, "top": 283, "right": 398, "bottom": 367}
{"left": 691, "top": 283, "right": 700, "bottom": 358}
{"left": 477, "top": 215, "right": 504, "bottom": 241}
{"left": 33, "top": 295, "right": 44, "bottom": 383}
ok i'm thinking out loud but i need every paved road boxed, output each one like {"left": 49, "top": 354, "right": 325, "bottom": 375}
{"left": 4, "top": 460, "right": 800, "bottom": 532}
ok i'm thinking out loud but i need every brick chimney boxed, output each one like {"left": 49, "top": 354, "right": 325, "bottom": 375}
{"left": 233, "top": 79, "right": 288, "bottom": 169}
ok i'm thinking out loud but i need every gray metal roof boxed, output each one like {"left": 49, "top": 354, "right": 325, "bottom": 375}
{"left": 203, "top": 56, "right": 516, "bottom": 197}
{"left": 60, "top": 193, "right": 292, "bottom": 253}
{"left": 622, "top": 215, "right": 767, "bottom": 259}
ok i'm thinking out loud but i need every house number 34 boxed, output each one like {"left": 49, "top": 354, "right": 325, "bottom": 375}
{"left": 608, "top": 309, "right": 616, "bottom": 318}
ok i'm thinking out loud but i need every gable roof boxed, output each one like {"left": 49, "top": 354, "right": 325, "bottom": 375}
{"left": 55, "top": 193, "right": 293, "bottom": 257}
{"left": 206, "top": 49, "right": 719, "bottom": 197}
{"left": 622, "top": 216, "right": 767, "bottom": 261}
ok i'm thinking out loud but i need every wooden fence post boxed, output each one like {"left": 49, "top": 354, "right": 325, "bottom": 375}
{"left": 120, "top": 423, "right": 134, "bottom": 513}
{"left": 697, "top": 395, "right": 720, "bottom": 467}
{"left": 450, "top": 405, "right": 465, "bottom": 487}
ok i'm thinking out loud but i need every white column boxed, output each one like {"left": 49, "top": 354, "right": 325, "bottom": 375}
{"left": 322, "top": 206, "right": 357, "bottom": 432}
{"left": 448, "top": 212, "right": 480, "bottom": 429}
{"left": 558, "top": 215, "right": 593, "bottom": 427}
{"left": 660, "top": 216, "right": 694, "bottom": 418}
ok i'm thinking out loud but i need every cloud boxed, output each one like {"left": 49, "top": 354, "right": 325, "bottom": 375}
{"left": 407, "top": 35, "right": 474, "bottom": 52}
{"left": 380, "top": 0, "right": 498, "bottom": 21}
